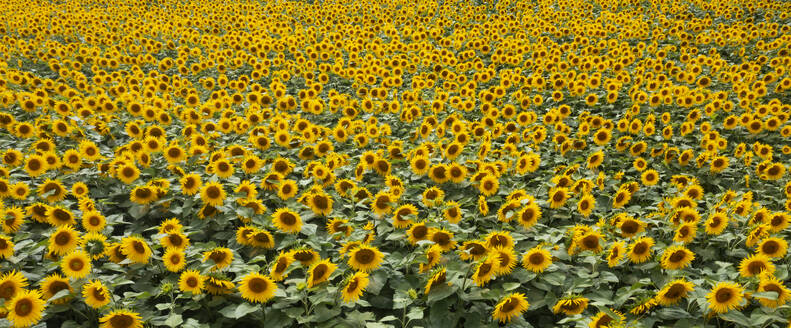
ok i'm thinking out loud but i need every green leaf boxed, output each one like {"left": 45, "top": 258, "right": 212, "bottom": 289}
{"left": 235, "top": 302, "right": 261, "bottom": 318}
{"left": 752, "top": 291, "right": 779, "bottom": 300}
{"left": 164, "top": 314, "right": 184, "bottom": 327}
{"left": 502, "top": 282, "right": 521, "bottom": 291}
{"left": 427, "top": 283, "right": 457, "bottom": 304}
{"left": 719, "top": 311, "right": 753, "bottom": 327}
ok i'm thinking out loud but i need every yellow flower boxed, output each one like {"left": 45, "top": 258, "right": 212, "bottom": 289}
{"left": 239, "top": 272, "right": 277, "bottom": 303}
{"left": 200, "top": 181, "right": 226, "bottom": 206}
{"left": 7, "top": 290, "right": 46, "bottom": 328}
{"left": 178, "top": 270, "right": 205, "bottom": 294}
{"left": 492, "top": 293, "right": 529, "bottom": 323}
{"left": 706, "top": 282, "right": 743, "bottom": 314}
{"left": 99, "top": 309, "right": 143, "bottom": 328}
{"left": 81, "top": 280, "right": 111, "bottom": 308}
{"left": 272, "top": 208, "right": 303, "bottom": 234}
{"left": 308, "top": 259, "right": 337, "bottom": 288}
{"left": 341, "top": 272, "right": 370, "bottom": 303}
{"left": 348, "top": 245, "right": 384, "bottom": 272}
{"left": 61, "top": 250, "right": 91, "bottom": 279}
{"left": 522, "top": 247, "right": 552, "bottom": 273}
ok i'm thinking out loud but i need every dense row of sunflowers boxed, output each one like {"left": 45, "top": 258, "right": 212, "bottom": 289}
{"left": 0, "top": 0, "right": 790, "bottom": 326}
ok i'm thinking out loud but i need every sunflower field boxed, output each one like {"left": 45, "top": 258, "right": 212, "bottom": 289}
{"left": 0, "top": 0, "right": 790, "bottom": 327}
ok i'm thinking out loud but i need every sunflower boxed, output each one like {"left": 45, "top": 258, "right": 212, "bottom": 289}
{"left": 270, "top": 251, "right": 294, "bottom": 281}
{"left": 203, "top": 247, "right": 234, "bottom": 271}
{"left": 424, "top": 268, "right": 447, "bottom": 294}
{"left": 38, "top": 178, "right": 67, "bottom": 202}
{"left": 640, "top": 169, "right": 659, "bottom": 186}
{"left": 0, "top": 235, "right": 14, "bottom": 259}
{"left": 162, "top": 248, "right": 186, "bottom": 272}
{"left": 206, "top": 277, "right": 235, "bottom": 295}
{"left": 421, "top": 187, "right": 444, "bottom": 208}
{"left": 291, "top": 248, "right": 320, "bottom": 266}
{"left": 673, "top": 222, "right": 697, "bottom": 244}
{"left": 607, "top": 241, "right": 626, "bottom": 267}
{"left": 308, "top": 259, "right": 337, "bottom": 288}
{"left": 61, "top": 250, "right": 91, "bottom": 279}
{"left": 588, "top": 309, "right": 625, "bottom": 328}
{"left": 178, "top": 270, "right": 205, "bottom": 294}
{"left": 472, "top": 256, "right": 499, "bottom": 287}
{"left": 618, "top": 216, "right": 646, "bottom": 238}
{"left": 428, "top": 164, "right": 450, "bottom": 184}
{"left": 39, "top": 274, "right": 72, "bottom": 304}
{"left": 576, "top": 194, "right": 595, "bottom": 217}
{"left": 200, "top": 181, "right": 226, "bottom": 206}
{"left": 7, "top": 290, "right": 45, "bottom": 328}
{"left": 492, "top": 246, "right": 517, "bottom": 276}
{"left": 492, "top": 292, "right": 529, "bottom": 323}
{"left": 706, "top": 282, "right": 744, "bottom": 314}
{"left": 739, "top": 253, "right": 775, "bottom": 277}
{"left": 179, "top": 173, "right": 202, "bottom": 195}
{"left": 548, "top": 187, "right": 569, "bottom": 209}
{"left": 308, "top": 193, "right": 333, "bottom": 216}
{"left": 341, "top": 271, "right": 370, "bottom": 303}
{"left": 611, "top": 189, "right": 631, "bottom": 208}
{"left": 238, "top": 272, "right": 277, "bottom": 303}
{"left": 756, "top": 237, "right": 788, "bottom": 258}
{"left": 575, "top": 231, "right": 604, "bottom": 253}
{"left": 270, "top": 208, "right": 302, "bottom": 234}
{"left": 627, "top": 237, "right": 654, "bottom": 263}
{"left": 0, "top": 270, "right": 28, "bottom": 301}
{"left": 586, "top": 150, "right": 604, "bottom": 169}
{"left": 129, "top": 186, "right": 157, "bottom": 205}
{"left": 756, "top": 276, "right": 791, "bottom": 308}
{"left": 516, "top": 203, "right": 542, "bottom": 229}
{"left": 277, "top": 180, "right": 298, "bottom": 200}
{"left": 704, "top": 212, "right": 728, "bottom": 235}
{"left": 49, "top": 225, "right": 80, "bottom": 256}
{"left": 249, "top": 229, "right": 275, "bottom": 249}
{"left": 709, "top": 156, "right": 729, "bottom": 173}
{"left": 406, "top": 222, "right": 430, "bottom": 245}
{"left": 430, "top": 229, "right": 456, "bottom": 251}
{"left": 160, "top": 232, "right": 190, "bottom": 250}
{"left": 660, "top": 245, "right": 695, "bottom": 270}
{"left": 23, "top": 155, "right": 47, "bottom": 177}
{"left": 485, "top": 231, "right": 514, "bottom": 249}
{"left": 410, "top": 156, "right": 430, "bottom": 175}
{"left": 82, "top": 280, "right": 110, "bottom": 309}
{"left": 116, "top": 163, "right": 140, "bottom": 184}
{"left": 522, "top": 247, "right": 552, "bottom": 273}
{"left": 120, "top": 236, "right": 152, "bottom": 264}
{"left": 655, "top": 279, "right": 695, "bottom": 306}
{"left": 99, "top": 309, "right": 143, "bottom": 328}
{"left": 553, "top": 296, "right": 589, "bottom": 315}
{"left": 459, "top": 240, "right": 488, "bottom": 262}
{"left": 348, "top": 245, "right": 384, "bottom": 272}
{"left": 478, "top": 175, "right": 499, "bottom": 196}
{"left": 326, "top": 218, "right": 352, "bottom": 238}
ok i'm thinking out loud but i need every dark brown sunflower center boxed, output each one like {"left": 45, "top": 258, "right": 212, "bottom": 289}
{"left": 621, "top": 221, "right": 639, "bottom": 234}
{"left": 748, "top": 261, "right": 767, "bottom": 275}
{"left": 69, "top": 258, "right": 84, "bottom": 271}
{"left": 186, "top": 277, "right": 198, "bottom": 288}
{"left": 354, "top": 249, "right": 375, "bottom": 264}
{"left": 280, "top": 213, "right": 297, "bottom": 226}
{"left": 529, "top": 252, "right": 545, "bottom": 265}
{"left": 206, "top": 186, "right": 221, "bottom": 198}
{"left": 501, "top": 298, "right": 519, "bottom": 313}
{"left": 249, "top": 277, "right": 267, "bottom": 293}
{"left": 14, "top": 298, "right": 32, "bottom": 316}
{"left": 55, "top": 232, "right": 71, "bottom": 245}
{"left": 110, "top": 314, "right": 134, "bottom": 328}
{"left": 715, "top": 289, "right": 733, "bottom": 303}
{"left": 669, "top": 251, "right": 686, "bottom": 263}
{"left": 132, "top": 241, "right": 146, "bottom": 254}
{"left": 92, "top": 288, "right": 106, "bottom": 301}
